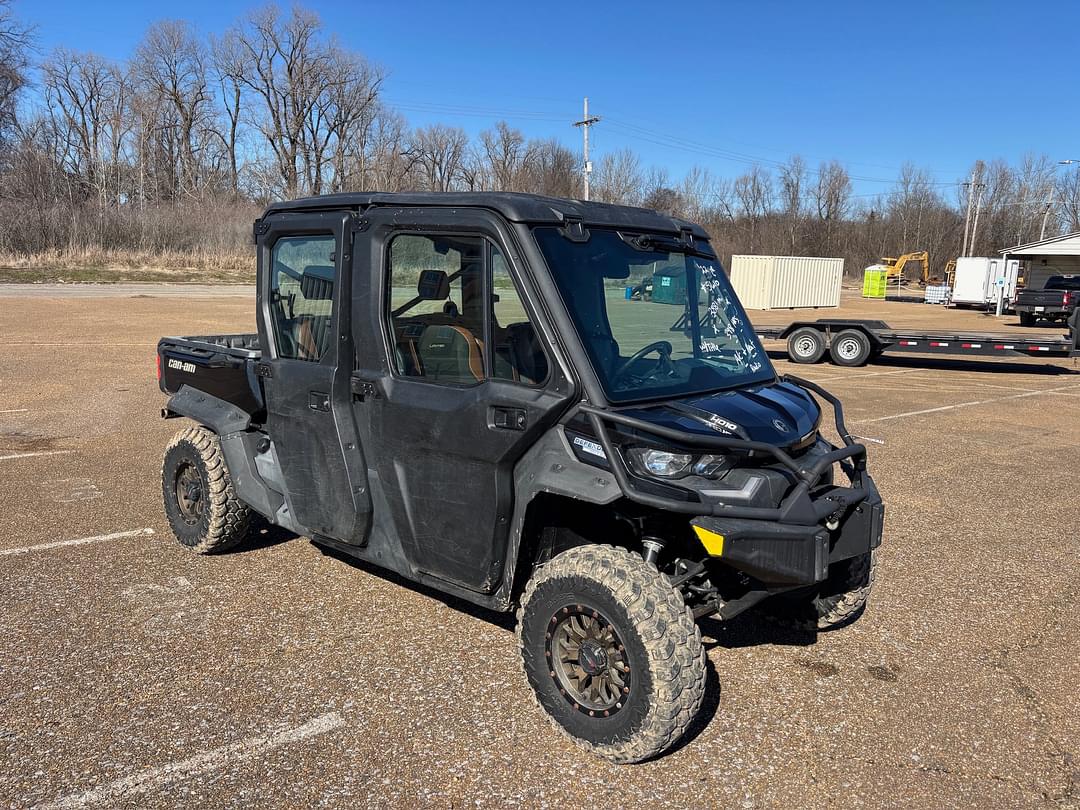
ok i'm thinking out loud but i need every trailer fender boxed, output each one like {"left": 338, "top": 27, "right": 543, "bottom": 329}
{"left": 162, "top": 384, "right": 251, "bottom": 435}
{"left": 495, "top": 427, "right": 624, "bottom": 608}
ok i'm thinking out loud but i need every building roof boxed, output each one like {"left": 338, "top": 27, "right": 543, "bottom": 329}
{"left": 999, "top": 231, "right": 1080, "bottom": 256}
{"left": 261, "top": 191, "right": 707, "bottom": 237}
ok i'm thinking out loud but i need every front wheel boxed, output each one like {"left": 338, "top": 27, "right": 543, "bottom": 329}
{"left": 517, "top": 545, "right": 706, "bottom": 763}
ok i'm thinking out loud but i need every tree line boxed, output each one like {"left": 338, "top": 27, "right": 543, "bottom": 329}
{"left": 1, "top": 1, "right": 1078, "bottom": 275}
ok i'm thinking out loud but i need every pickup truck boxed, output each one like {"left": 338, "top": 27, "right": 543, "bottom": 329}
{"left": 1014, "top": 275, "right": 1080, "bottom": 326}
{"left": 156, "top": 192, "right": 883, "bottom": 763}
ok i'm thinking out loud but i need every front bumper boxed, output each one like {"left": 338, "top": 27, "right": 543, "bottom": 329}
{"left": 691, "top": 477, "right": 884, "bottom": 586}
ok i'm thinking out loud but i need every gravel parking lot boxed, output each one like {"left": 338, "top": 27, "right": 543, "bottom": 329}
{"left": 1, "top": 286, "right": 1077, "bottom": 808}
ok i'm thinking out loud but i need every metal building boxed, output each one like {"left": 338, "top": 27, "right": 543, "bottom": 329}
{"left": 999, "top": 231, "right": 1080, "bottom": 289}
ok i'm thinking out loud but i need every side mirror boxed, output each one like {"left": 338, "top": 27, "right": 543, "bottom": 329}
{"left": 417, "top": 269, "right": 451, "bottom": 300}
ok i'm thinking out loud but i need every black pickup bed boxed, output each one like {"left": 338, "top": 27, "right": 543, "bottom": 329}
{"left": 157, "top": 334, "right": 264, "bottom": 415}
{"left": 1014, "top": 288, "right": 1074, "bottom": 312}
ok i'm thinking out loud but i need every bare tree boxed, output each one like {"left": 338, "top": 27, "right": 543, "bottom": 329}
{"left": 209, "top": 30, "right": 246, "bottom": 196}
{"left": 812, "top": 160, "right": 852, "bottom": 254}
{"left": 778, "top": 155, "right": 806, "bottom": 253}
{"left": 594, "top": 148, "right": 643, "bottom": 205}
{"left": 411, "top": 124, "right": 468, "bottom": 192}
{"left": 480, "top": 121, "right": 529, "bottom": 192}
{"left": 133, "top": 21, "right": 214, "bottom": 198}
{"left": 0, "top": 0, "right": 31, "bottom": 142}
{"left": 41, "top": 49, "right": 121, "bottom": 199}
{"left": 523, "top": 138, "right": 579, "bottom": 199}
{"left": 1058, "top": 166, "right": 1080, "bottom": 234}
{"left": 734, "top": 165, "right": 773, "bottom": 253}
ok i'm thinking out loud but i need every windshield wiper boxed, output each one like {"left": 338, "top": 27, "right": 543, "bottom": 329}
{"left": 620, "top": 232, "right": 714, "bottom": 259}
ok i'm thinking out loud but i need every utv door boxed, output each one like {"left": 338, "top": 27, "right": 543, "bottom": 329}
{"left": 350, "top": 209, "right": 572, "bottom": 592}
{"left": 256, "top": 211, "right": 372, "bottom": 544}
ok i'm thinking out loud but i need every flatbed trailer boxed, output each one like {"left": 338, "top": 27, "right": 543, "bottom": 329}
{"left": 755, "top": 317, "right": 1080, "bottom": 367}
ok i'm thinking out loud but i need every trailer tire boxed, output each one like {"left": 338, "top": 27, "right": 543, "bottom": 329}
{"left": 162, "top": 426, "right": 251, "bottom": 554}
{"left": 762, "top": 550, "right": 878, "bottom": 631}
{"left": 829, "top": 329, "right": 873, "bottom": 367}
{"left": 517, "top": 544, "right": 706, "bottom": 764}
{"left": 787, "top": 327, "right": 826, "bottom": 364}
{"left": 1019, "top": 311, "right": 1036, "bottom": 327}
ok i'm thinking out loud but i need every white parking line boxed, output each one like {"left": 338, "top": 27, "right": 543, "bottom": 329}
{"left": 0, "top": 449, "right": 74, "bottom": 462}
{"left": 855, "top": 383, "right": 1080, "bottom": 423}
{"left": 0, "top": 408, "right": 29, "bottom": 413}
{"left": 0, "top": 528, "right": 154, "bottom": 557}
{"left": 45, "top": 712, "right": 346, "bottom": 809}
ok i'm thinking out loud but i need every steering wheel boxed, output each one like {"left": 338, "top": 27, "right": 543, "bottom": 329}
{"left": 612, "top": 341, "right": 674, "bottom": 383}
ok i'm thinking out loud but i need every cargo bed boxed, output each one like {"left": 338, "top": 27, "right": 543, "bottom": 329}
{"left": 157, "top": 334, "right": 263, "bottom": 414}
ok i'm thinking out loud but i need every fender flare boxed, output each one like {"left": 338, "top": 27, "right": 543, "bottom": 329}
{"left": 493, "top": 427, "right": 623, "bottom": 609}
{"left": 163, "top": 385, "right": 252, "bottom": 435}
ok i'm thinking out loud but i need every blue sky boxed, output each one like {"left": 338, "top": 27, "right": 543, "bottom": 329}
{"left": 19, "top": 0, "right": 1080, "bottom": 196}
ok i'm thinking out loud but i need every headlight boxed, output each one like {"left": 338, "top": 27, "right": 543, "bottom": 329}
{"left": 627, "top": 448, "right": 732, "bottom": 480}
{"left": 692, "top": 454, "right": 730, "bottom": 477}
{"left": 628, "top": 448, "right": 692, "bottom": 478}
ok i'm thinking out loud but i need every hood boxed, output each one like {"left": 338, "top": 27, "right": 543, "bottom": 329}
{"left": 622, "top": 381, "right": 821, "bottom": 447}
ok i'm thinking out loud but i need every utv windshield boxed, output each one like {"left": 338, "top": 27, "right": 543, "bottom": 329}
{"left": 534, "top": 227, "right": 773, "bottom": 402}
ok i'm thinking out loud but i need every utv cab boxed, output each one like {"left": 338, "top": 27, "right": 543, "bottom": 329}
{"left": 157, "top": 192, "right": 883, "bottom": 763}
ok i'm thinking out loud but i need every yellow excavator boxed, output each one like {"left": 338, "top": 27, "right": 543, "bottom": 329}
{"left": 877, "top": 251, "right": 931, "bottom": 284}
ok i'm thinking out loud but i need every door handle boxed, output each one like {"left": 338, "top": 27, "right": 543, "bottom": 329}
{"left": 490, "top": 406, "right": 526, "bottom": 431}
{"left": 308, "top": 391, "right": 331, "bottom": 412}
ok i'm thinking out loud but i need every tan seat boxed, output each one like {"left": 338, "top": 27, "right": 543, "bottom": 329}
{"left": 418, "top": 324, "right": 484, "bottom": 383}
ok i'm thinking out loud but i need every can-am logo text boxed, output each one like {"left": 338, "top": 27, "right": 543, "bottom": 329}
{"left": 167, "top": 358, "right": 197, "bottom": 374}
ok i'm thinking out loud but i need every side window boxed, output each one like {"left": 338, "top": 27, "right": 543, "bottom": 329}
{"left": 386, "top": 234, "right": 548, "bottom": 386}
{"left": 388, "top": 234, "right": 486, "bottom": 385}
{"left": 270, "top": 235, "right": 336, "bottom": 362}
{"left": 491, "top": 247, "right": 549, "bottom": 384}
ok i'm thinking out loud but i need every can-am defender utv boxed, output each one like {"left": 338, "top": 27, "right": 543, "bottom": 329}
{"left": 157, "top": 193, "right": 883, "bottom": 763}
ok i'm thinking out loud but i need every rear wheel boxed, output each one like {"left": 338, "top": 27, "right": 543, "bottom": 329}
{"left": 1019, "top": 311, "right": 1036, "bottom": 327}
{"left": 162, "top": 426, "right": 251, "bottom": 554}
{"left": 829, "top": 329, "right": 873, "bottom": 367}
{"left": 787, "top": 327, "right": 826, "bottom": 364}
{"left": 517, "top": 545, "right": 706, "bottom": 763}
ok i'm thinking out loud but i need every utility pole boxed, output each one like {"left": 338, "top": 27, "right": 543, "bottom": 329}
{"left": 969, "top": 180, "right": 986, "bottom": 256}
{"left": 573, "top": 97, "right": 600, "bottom": 201}
{"left": 961, "top": 168, "right": 976, "bottom": 257}
{"left": 1039, "top": 186, "right": 1055, "bottom": 241}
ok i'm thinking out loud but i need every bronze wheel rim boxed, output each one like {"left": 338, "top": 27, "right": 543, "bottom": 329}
{"left": 546, "top": 604, "right": 631, "bottom": 717}
{"left": 174, "top": 461, "right": 205, "bottom": 526}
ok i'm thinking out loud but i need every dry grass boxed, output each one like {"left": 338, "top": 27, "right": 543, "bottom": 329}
{"left": 0, "top": 247, "right": 254, "bottom": 283}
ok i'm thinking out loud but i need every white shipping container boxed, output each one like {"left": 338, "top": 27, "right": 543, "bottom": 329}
{"left": 728, "top": 255, "right": 844, "bottom": 310}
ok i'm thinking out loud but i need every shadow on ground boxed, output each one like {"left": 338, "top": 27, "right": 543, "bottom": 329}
{"left": 700, "top": 610, "right": 818, "bottom": 650}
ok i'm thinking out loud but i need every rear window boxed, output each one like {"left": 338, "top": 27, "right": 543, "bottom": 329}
{"left": 1045, "top": 276, "right": 1080, "bottom": 290}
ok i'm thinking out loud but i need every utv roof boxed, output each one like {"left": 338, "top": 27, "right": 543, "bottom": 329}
{"left": 262, "top": 192, "right": 708, "bottom": 238}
